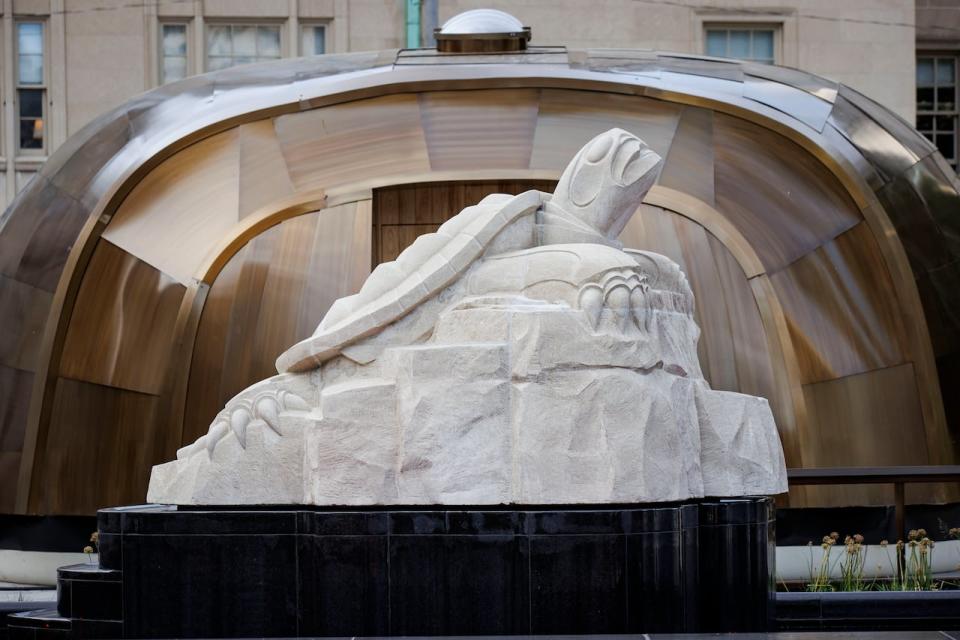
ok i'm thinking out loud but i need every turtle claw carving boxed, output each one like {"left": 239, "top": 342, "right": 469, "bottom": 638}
{"left": 176, "top": 388, "right": 309, "bottom": 460}
{"left": 578, "top": 269, "right": 650, "bottom": 335}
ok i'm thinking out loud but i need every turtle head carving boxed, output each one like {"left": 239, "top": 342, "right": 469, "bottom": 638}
{"left": 550, "top": 128, "right": 662, "bottom": 240}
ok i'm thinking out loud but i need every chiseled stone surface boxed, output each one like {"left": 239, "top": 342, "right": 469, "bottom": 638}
{"left": 148, "top": 128, "right": 788, "bottom": 506}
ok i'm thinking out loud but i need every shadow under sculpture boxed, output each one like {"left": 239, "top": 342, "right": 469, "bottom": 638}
{"left": 148, "top": 128, "right": 787, "bottom": 506}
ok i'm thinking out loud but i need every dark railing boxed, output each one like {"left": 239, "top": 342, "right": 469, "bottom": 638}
{"left": 787, "top": 465, "right": 960, "bottom": 544}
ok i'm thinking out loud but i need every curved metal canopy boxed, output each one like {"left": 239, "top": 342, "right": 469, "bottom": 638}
{"left": 1, "top": 46, "right": 958, "bottom": 515}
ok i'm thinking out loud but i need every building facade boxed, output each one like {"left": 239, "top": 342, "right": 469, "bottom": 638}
{"left": 0, "top": 0, "right": 931, "bottom": 211}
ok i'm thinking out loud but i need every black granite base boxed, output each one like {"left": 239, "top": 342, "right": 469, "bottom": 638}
{"left": 11, "top": 498, "right": 775, "bottom": 639}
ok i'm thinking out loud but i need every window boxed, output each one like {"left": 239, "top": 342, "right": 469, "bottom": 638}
{"left": 301, "top": 24, "right": 326, "bottom": 56}
{"left": 917, "top": 55, "right": 957, "bottom": 170}
{"left": 16, "top": 21, "right": 45, "bottom": 153}
{"left": 705, "top": 27, "right": 776, "bottom": 64}
{"left": 206, "top": 24, "right": 281, "bottom": 71}
{"left": 160, "top": 23, "right": 189, "bottom": 84}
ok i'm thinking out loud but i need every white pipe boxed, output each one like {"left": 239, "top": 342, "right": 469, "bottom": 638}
{"left": 776, "top": 539, "right": 960, "bottom": 582}
{"left": 0, "top": 549, "right": 95, "bottom": 587}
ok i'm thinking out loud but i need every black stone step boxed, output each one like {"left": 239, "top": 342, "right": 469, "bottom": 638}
{"left": 7, "top": 608, "right": 122, "bottom": 639}
{"left": 56, "top": 564, "right": 122, "bottom": 622}
{"left": 7, "top": 608, "right": 71, "bottom": 638}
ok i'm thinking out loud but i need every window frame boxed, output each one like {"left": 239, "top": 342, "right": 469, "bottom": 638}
{"left": 702, "top": 22, "right": 781, "bottom": 65}
{"left": 14, "top": 18, "right": 47, "bottom": 157}
{"left": 203, "top": 20, "right": 286, "bottom": 72}
{"left": 916, "top": 52, "right": 958, "bottom": 171}
{"left": 159, "top": 20, "right": 192, "bottom": 85}
{"left": 299, "top": 21, "right": 330, "bottom": 57}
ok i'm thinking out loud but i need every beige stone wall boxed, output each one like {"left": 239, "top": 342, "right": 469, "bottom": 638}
{"left": 917, "top": 0, "right": 960, "bottom": 48}
{"left": 0, "top": 0, "right": 926, "bottom": 210}
{"left": 441, "top": 0, "right": 917, "bottom": 122}
{"left": 64, "top": 0, "right": 146, "bottom": 135}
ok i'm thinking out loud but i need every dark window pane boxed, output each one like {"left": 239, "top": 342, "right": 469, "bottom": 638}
{"left": 937, "top": 58, "right": 956, "bottom": 87}
{"left": 937, "top": 133, "right": 955, "bottom": 160}
{"left": 936, "top": 115, "right": 956, "bottom": 131}
{"left": 918, "top": 115, "right": 934, "bottom": 131}
{"left": 937, "top": 86, "right": 956, "bottom": 111}
{"left": 922, "top": 131, "right": 935, "bottom": 144}
{"left": 918, "top": 87, "right": 935, "bottom": 111}
{"left": 918, "top": 58, "right": 934, "bottom": 87}
{"left": 19, "top": 117, "right": 43, "bottom": 149}
{"left": 18, "top": 89, "right": 42, "bottom": 118}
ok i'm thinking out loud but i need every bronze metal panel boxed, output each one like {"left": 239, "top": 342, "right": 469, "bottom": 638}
{"left": 771, "top": 222, "right": 910, "bottom": 384}
{"left": 657, "top": 70, "right": 744, "bottom": 102}
{"left": 802, "top": 362, "right": 926, "bottom": 472}
{"left": 237, "top": 120, "right": 295, "bottom": 220}
{"left": 741, "top": 63, "right": 839, "bottom": 103}
{"left": 656, "top": 106, "right": 715, "bottom": 206}
{"left": 0, "top": 275, "right": 52, "bottom": 372}
{"left": 296, "top": 201, "right": 372, "bottom": 341}
{"left": 274, "top": 94, "right": 431, "bottom": 193}
{"left": 819, "top": 123, "right": 885, "bottom": 193}
{"left": 713, "top": 112, "right": 862, "bottom": 272}
{"left": 673, "top": 213, "right": 740, "bottom": 390}
{"left": 909, "top": 155, "right": 960, "bottom": 260}
{"left": 837, "top": 85, "right": 937, "bottom": 161}
{"left": 928, "top": 260, "right": 960, "bottom": 354}
{"left": 709, "top": 233, "right": 781, "bottom": 410}
{"left": 123, "top": 74, "right": 215, "bottom": 135}
{"left": 0, "top": 452, "right": 19, "bottom": 513}
{"left": 656, "top": 54, "right": 744, "bottom": 82}
{"left": 0, "top": 365, "right": 33, "bottom": 452}
{"left": 0, "top": 177, "right": 90, "bottom": 293}
{"left": 58, "top": 241, "right": 186, "bottom": 395}
{"left": 875, "top": 164, "right": 954, "bottom": 273}
{"left": 397, "top": 46, "right": 568, "bottom": 66}
{"left": 568, "top": 48, "right": 660, "bottom": 77}
{"left": 531, "top": 89, "right": 682, "bottom": 170}
{"left": 827, "top": 94, "right": 921, "bottom": 184}
{"left": 742, "top": 76, "right": 833, "bottom": 132}
{"left": 419, "top": 89, "right": 539, "bottom": 170}
{"left": 40, "top": 112, "right": 134, "bottom": 212}
{"left": 644, "top": 186, "right": 764, "bottom": 278}
{"left": 32, "top": 377, "right": 159, "bottom": 514}
{"left": 102, "top": 129, "right": 241, "bottom": 285}
{"left": 916, "top": 268, "right": 960, "bottom": 358}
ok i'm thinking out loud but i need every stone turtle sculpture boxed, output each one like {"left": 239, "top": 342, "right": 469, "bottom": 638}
{"left": 147, "top": 128, "right": 788, "bottom": 506}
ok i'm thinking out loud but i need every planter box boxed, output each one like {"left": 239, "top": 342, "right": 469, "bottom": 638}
{"left": 776, "top": 539, "right": 960, "bottom": 582}
{"left": 777, "top": 590, "right": 960, "bottom": 630}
